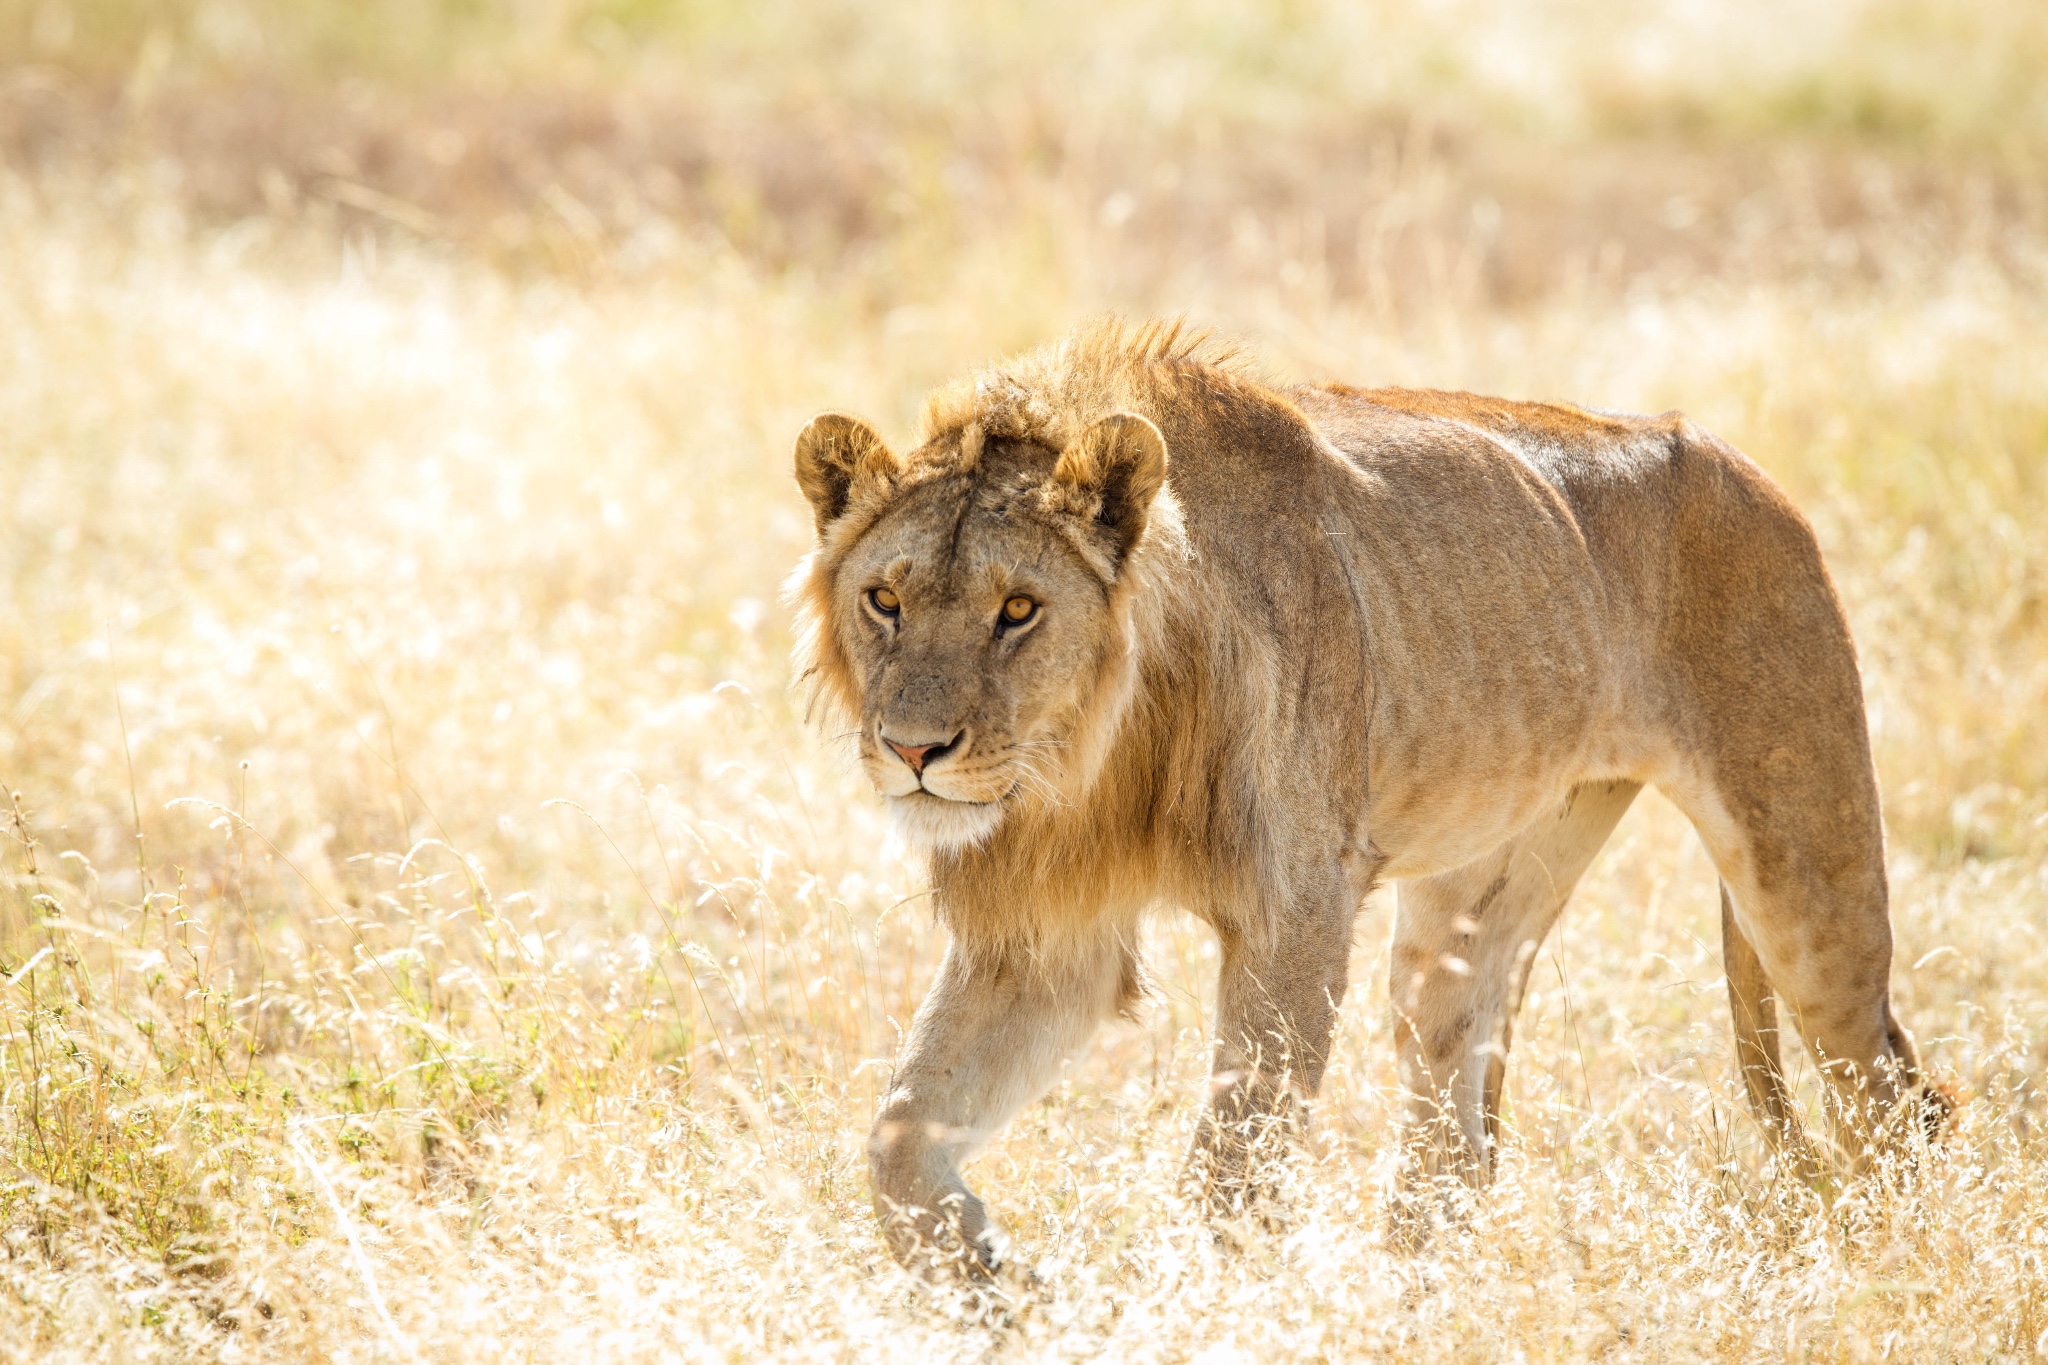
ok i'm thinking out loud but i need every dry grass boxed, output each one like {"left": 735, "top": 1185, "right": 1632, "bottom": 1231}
{"left": 3, "top": 2, "right": 2047, "bottom": 1359}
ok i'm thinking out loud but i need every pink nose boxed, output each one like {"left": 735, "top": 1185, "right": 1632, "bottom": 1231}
{"left": 885, "top": 738, "right": 938, "bottom": 776}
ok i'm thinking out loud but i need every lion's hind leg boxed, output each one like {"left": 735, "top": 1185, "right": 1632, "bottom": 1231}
{"left": 1659, "top": 421, "right": 1949, "bottom": 1167}
{"left": 1685, "top": 799, "right": 1947, "bottom": 1170}
{"left": 1721, "top": 881, "right": 1826, "bottom": 1178}
{"left": 1389, "top": 780, "right": 1640, "bottom": 1235}
{"left": 1667, "top": 743, "right": 1945, "bottom": 1170}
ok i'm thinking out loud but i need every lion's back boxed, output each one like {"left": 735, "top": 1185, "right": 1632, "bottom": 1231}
{"left": 1289, "top": 382, "right": 1829, "bottom": 642}
{"left": 1289, "top": 381, "right": 1864, "bottom": 809}
{"left": 1294, "top": 383, "right": 1694, "bottom": 557}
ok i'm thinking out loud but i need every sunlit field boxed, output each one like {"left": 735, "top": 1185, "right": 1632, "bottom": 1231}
{"left": 4, "top": 2, "right": 2048, "bottom": 1359}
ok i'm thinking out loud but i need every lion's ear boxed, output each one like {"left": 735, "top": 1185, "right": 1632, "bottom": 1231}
{"left": 794, "top": 413, "right": 897, "bottom": 536}
{"left": 1052, "top": 412, "right": 1168, "bottom": 565}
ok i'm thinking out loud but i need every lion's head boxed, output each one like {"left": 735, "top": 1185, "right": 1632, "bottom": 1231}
{"left": 786, "top": 402, "right": 1173, "bottom": 850}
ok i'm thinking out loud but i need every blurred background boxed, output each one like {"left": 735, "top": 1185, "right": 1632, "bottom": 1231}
{"left": 3, "top": 3, "right": 2047, "bottom": 1359}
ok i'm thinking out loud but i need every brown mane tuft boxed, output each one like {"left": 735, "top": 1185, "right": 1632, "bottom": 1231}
{"left": 917, "top": 315, "right": 1249, "bottom": 453}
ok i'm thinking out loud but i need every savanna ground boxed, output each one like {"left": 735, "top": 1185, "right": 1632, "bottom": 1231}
{"left": 3, "top": 2, "right": 2048, "bottom": 1359}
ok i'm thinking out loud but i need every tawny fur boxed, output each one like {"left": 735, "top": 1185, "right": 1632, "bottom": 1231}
{"left": 786, "top": 318, "right": 1947, "bottom": 1277}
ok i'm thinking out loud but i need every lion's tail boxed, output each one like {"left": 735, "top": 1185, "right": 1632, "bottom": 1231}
{"left": 1720, "top": 881, "right": 1822, "bottom": 1171}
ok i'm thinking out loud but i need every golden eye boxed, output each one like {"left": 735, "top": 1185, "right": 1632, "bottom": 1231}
{"left": 869, "top": 586, "right": 900, "bottom": 615}
{"left": 1001, "top": 595, "right": 1036, "bottom": 624}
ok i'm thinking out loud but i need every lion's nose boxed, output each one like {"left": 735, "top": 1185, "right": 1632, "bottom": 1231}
{"left": 883, "top": 731, "right": 963, "bottom": 777}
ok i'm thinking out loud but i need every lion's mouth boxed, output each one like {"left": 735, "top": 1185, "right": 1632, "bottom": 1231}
{"left": 912, "top": 782, "right": 1015, "bottom": 804}
{"left": 885, "top": 788, "right": 1013, "bottom": 850}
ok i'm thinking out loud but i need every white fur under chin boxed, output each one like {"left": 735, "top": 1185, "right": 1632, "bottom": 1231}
{"left": 886, "top": 792, "right": 1008, "bottom": 851}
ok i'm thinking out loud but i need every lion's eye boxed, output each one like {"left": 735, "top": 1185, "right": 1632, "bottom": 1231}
{"left": 1000, "top": 596, "right": 1037, "bottom": 626}
{"left": 868, "top": 586, "right": 900, "bottom": 616}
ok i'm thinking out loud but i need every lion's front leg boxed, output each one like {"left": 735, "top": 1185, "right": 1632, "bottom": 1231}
{"left": 870, "top": 932, "right": 1130, "bottom": 1278}
{"left": 1191, "top": 905, "right": 1354, "bottom": 1217}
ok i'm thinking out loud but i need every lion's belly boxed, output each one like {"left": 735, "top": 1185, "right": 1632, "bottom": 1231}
{"left": 1370, "top": 780, "right": 1581, "bottom": 881}
{"left": 1362, "top": 706, "right": 1656, "bottom": 882}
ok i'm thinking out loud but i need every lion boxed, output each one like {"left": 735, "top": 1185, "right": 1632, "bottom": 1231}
{"left": 786, "top": 319, "right": 1947, "bottom": 1277}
